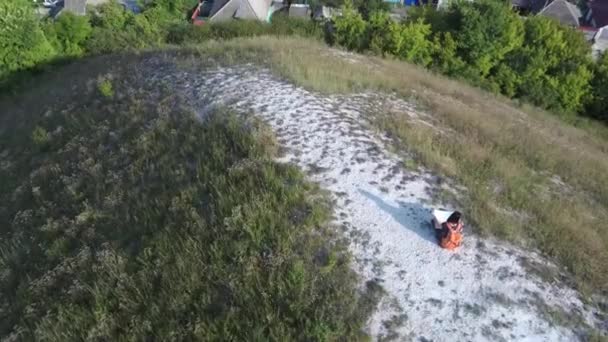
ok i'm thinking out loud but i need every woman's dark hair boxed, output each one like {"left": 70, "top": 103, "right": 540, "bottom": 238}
{"left": 447, "top": 211, "right": 462, "bottom": 224}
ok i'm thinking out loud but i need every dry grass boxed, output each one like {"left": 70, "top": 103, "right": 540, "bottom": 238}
{"left": 162, "top": 37, "right": 608, "bottom": 295}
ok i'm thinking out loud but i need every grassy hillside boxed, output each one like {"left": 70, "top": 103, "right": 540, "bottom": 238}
{"left": 0, "top": 56, "right": 377, "bottom": 340}
{"left": 1, "top": 35, "right": 607, "bottom": 339}
{"left": 158, "top": 37, "right": 608, "bottom": 295}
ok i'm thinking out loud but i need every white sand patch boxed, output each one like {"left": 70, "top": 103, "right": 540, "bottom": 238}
{"left": 148, "top": 63, "right": 604, "bottom": 341}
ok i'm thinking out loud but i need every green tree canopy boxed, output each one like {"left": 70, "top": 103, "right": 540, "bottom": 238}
{"left": 587, "top": 52, "right": 608, "bottom": 121}
{"left": 333, "top": 0, "right": 368, "bottom": 51}
{"left": 85, "top": 1, "right": 162, "bottom": 53}
{"left": 44, "top": 12, "right": 92, "bottom": 56}
{"left": 443, "top": 0, "right": 524, "bottom": 77}
{"left": 502, "top": 16, "right": 592, "bottom": 113}
{"left": 0, "top": 0, "right": 55, "bottom": 77}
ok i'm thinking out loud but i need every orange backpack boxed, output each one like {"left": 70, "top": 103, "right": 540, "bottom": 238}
{"left": 440, "top": 222, "right": 463, "bottom": 250}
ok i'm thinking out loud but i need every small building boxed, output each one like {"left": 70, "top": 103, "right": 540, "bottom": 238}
{"left": 538, "top": 0, "right": 582, "bottom": 27}
{"left": 192, "top": 0, "right": 273, "bottom": 24}
{"left": 288, "top": 4, "right": 311, "bottom": 18}
{"left": 592, "top": 25, "right": 608, "bottom": 58}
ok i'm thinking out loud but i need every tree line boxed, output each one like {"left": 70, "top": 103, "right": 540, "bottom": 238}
{"left": 0, "top": 0, "right": 320, "bottom": 87}
{"left": 332, "top": 0, "right": 608, "bottom": 122}
{"left": 1, "top": 0, "right": 606, "bottom": 122}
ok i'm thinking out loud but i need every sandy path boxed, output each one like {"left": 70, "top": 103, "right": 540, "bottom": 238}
{"left": 149, "top": 63, "right": 603, "bottom": 341}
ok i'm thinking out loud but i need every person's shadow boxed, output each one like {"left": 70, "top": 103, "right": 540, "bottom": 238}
{"left": 359, "top": 189, "right": 438, "bottom": 245}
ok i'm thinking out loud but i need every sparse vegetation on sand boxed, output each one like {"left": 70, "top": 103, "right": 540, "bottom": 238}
{"left": 0, "top": 62, "right": 376, "bottom": 339}
{"left": 163, "top": 37, "right": 608, "bottom": 295}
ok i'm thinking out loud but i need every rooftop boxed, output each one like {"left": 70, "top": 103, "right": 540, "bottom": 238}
{"left": 539, "top": 0, "right": 582, "bottom": 26}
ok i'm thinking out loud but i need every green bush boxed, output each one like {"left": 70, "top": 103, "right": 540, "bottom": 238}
{"left": 44, "top": 12, "right": 92, "bottom": 56}
{"left": 442, "top": 0, "right": 524, "bottom": 77}
{"left": 165, "top": 22, "right": 210, "bottom": 44}
{"left": 85, "top": 1, "right": 163, "bottom": 53}
{"left": 97, "top": 77, "right": 114, "bottom": 98}
{"left": 0, "top": 0, "right": 55, "bottom": 78}
{"left": 391, "top": 19, "right": 436, "bottom": 66}
{"left": 503, "top": 16, "right": 592, "bottom": 113}
{"left": 31, "top": 126, "right": 50, "bottom": 148}
{"left": 368, "top": 10, "right": 393, "bottom": 55}
{"left": 587, "top": 52, "right": 608, "bottom": 122}
{"left": 333, "top": 0, "right": 368, "bottom": 51}
{"left": 431, "top": 32, "right": 467, "bottom": 76}
{"left": 88, "top": 0, "right": 131, "bottom": 30}
{"left": 353, "top": 0, "right": 391, "bottom": 19}
{"left": 143, "top": 0, "right": 198, "bottom": 18}
{"left": 330, "top": 0, "right": 601, "bottom": 122}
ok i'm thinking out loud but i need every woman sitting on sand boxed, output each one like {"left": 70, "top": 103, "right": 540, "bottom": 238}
{"left": 434, "top": 211, "right": 463, "bottom": 250}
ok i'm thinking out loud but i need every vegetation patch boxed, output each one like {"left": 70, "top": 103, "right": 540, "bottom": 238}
{"left": 171, "top": 36, "right": 608, "bottom": 297}
{"left": 0, "top": 62, "right": 376, "bottom": 340}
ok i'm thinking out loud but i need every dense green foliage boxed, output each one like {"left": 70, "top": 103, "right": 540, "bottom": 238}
{"left": 500, "top": 16, "right": 593, "bottom": 113}
{"left": 333, "top": 1, "right": 368, "bottom": 51}
{"left": 332, "top": 0, "right": 606, "bottom": 122}
{"left": 0, "top": 0, "right": 55, "bottom": 77}
{"left": 442, "top": 0, "right": 524, "bottom": 78}
{"left": 0, "top": 0, "right": 322, "bottom": 84}
{"left": 0, "top": 68, "right": 374, "bottom": 340}
{"left": 587, "top": 52, "right": 608, "bottom": 121}
{"left": 2, "top": 0, "right": 604, "bottom": 123}
{"left": 44, "top": 12, "right": 92, "bottom": 56}
{"left": 84, "top": 1, "right": 169, "bottom": 53}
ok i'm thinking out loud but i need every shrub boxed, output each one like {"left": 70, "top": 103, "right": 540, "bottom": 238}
{"left": 165, "top": 22, "right": 210, "bottom": 44}
{"left": 391, "top": 19, "right": 436, "bottom": 66}
{"left": 85, "top": 0, "right": 163, "bottom": 53}
{"left": 44, "top": 12, "right": 92, "bottom": 56}
{"left": 143, "top": 0, "right": 198, "bottom": 18}
{"left": 0, "top": 0, "right": 55, "bottom": 78}
{"left": 88, "top": 0, "right": 131, "bottom": 30}
{"left": 334, "top": 1, "right": 599, "bottom": 120}
{"left": 443, "top": 0, "right": 524, "bottom": 77}
{"left": 31, "top": 126, "right": 50, "bottom": 148}
{"left": 368, "top": 10, "right": 393, "bottom": 55}
{"left": 333, "top": 0, "right": 368, "bottom": 51}
{"left": 97, "top": 78, "right": 114, "bottom": 98}
{"left": 586, "top": 52, "right": 608, "bottom": 122}
{"left": 353, "top": 0, "right": 390, "bottom": 19}
{"left": 431, "top": 32, "right": 466, "bottom": 76}
{"left": 504, "top": 16, "right": 592, "bottom": 113}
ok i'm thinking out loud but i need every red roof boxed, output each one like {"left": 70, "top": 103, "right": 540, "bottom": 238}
{"left": 579, "top": 25, "right": 599, "bottom": 31}
{"left": 590, "top": 0, "right": 608, "bottom": 27}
